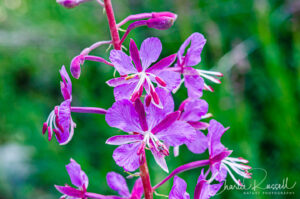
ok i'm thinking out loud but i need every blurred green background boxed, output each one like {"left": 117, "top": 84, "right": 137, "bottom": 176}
{"left": 0, "top": 0, "right": 299, "bottom": 198}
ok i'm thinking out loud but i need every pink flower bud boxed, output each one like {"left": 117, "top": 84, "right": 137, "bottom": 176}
{"left": 70, "top": 55, "right": 84, "bottom": 79}
{"left": 56, "top": 0, "right": 78, "bottom": 8}
{"left": 56, "top": 0, "right": 89, "bottom": 8}
{"left": 146, "top": 17, "right": 176, "bottom": 30}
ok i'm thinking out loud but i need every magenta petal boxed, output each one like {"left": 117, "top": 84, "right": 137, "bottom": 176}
{"left": 181, "top": 99, "right": 208, "bottom": 122}
{"left": 155, "top": 70, "right": 181, "bottom": 91}
{"left": 139, "top": 37, "right": 162, "bottom": 70}
{"left": 187, "top": 121, "right": 209, "bottom": 130}
{"left": 70, "top": 55, "right": 84, "bottom": 79}
{"left": 55, "top": 185, "right": 84, "bottom": 198}
{"left": 146, "top": 53, "right": 177, "bottom": 74}
{"left": 151, "top": 111, "right": 180, "bottom": 134}
{"left": 107, "top": 77, "right": 138, "bottom": 87}
{"left": 178, "top": 33, "right": 206, "bottom": 66}
{"left": 130, "top": 178, "right": 144, "bottom": 199}
{"left": 150, "top": 147, "right": 168, "bottom": 172}
{"left": 184, "top": 69, "right": 204, "bottom": 99}
{"left": 145, "top": 88, "right": 174, "bottom": 129}
{"left": 57, "top": 99, "right": 74, "bottom": 145}
{"left": 134, "top": 99, "right": 148, "bottom": 131}
{"left": 114, "top": 81, "right": 138, "bottom": 101}
{"left": 156, "top": 121, "right": 196, "bottom": 147}
{"left": 106, "top": 135, "right": 143, "bottom": 145}
{"left": 60, "top": 65, "right": 72, "bottom": 100}
{"left": 169, "top": 176, "right": 190, "bottom": 199}
{"left": 106, "top": 172, "right": 130, "bottom": 197}
{"left": 185, "top": 130, "right": 207, "bottom": 154}
{"left": 207, "top": 120, "right": 229, "bottom": 157}
{"left": 106, "top": 99, "right": 142, "bottom": 133}
{"left": 129, "top": 39, "right": 143, "bottom": 72}
{"left": 110, "top": 50, "right": 137, "bottom": 75}
{"left": 66, "top": 159, "right": 88, "bottom": 189}
{"left": 211, "top": 162, "right": 228, "bottom": 182}
{"left": 113, "top": 143, "right": 141, "bottom": 172}
{"left": 195, "top": 170, "right": 224, "bottom": 199}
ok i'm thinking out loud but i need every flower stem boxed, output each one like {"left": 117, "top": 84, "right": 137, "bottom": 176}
{"left": 139, "top": 151, "right": 153, "bottom": 199}
{"left": 103, "top": 0, "right": 121, "bottom": 50}
{"left": 152, "top": 159, "right": 210, "bottom": 190}
{"left": 71, "top": 107, "right": 107, "bottom": 115}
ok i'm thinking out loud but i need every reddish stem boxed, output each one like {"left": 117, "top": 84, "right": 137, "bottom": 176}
{"left": 139, "top": 151, "right": 153, "bottom": 199}
{"left": 103, "top": 0, "right": 121, "bottom": 50}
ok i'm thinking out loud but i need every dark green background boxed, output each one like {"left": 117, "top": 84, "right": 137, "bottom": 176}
{"left": 0, "top": 0, "right": 299, "bottom": 198}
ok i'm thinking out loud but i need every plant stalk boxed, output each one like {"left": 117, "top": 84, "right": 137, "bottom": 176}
{"left": 103, "top": 0, "right": 121, "bottom": 50}
{"left": 139, "top": 151, "right": 153, "bottom": 199}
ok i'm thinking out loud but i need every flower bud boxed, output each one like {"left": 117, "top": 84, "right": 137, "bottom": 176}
{"left": 56, "top": 0, "right": 89, "bottom": 8}
{"left": 146, "top": 17, "right": 176, "bottom": 30}
{"left": 70, "top": 55, "right": 84, "bottom": 79}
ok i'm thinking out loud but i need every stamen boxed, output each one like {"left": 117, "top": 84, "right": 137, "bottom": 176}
{"left": 222, "top": 163, "right": 244, "bottom": 186}
{"left": 150, "top": 87, "right": 160, "bottom": 105}
{"left": 42, "top": 122, "right": 48, "bottom": 135}
{"left": 226, "top": 157, "right": 249, "bottom": 163}
{"left": 199, "top": 72, "right": 221, "bottom": 84}
{"left": 145, "top": 95, "right": 152, "bottom": 107}
{"left": 48, "top": 126, "right": 52, "bottom": 141}
{"left": 53, "top": 129, "right": 62, "bottom": 141}
{"left": 125, "top": 74, "right": 136, "bottom": 80}
{"left": 197, "top": 69, "right": 223, "bottom": 77}
{"left": 201, "top": 113, "right": 213, "bottom": 119}
{"left": 204, "top": 83, "right": 214, "bottom": 92}
{"left": 155, "top": 76, "right": 167, "bottom": 87}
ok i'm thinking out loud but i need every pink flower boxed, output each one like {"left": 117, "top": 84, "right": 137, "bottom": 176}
{"left": 107, "top": 37, "right": 180, "bottom": 107}
{"left": 42, "top": 66, "right": 76, "bottom": 145}
{"left": 105, "top": 88, "right": 196, "bottom": 172}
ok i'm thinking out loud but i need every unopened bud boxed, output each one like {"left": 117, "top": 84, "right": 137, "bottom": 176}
{"left": 56, "top": 0, "right": 90, "bottom": 8}
{"left": 146, "top": 17, "right": 176, "bottom": 30}
{"left": 70, "top": 55, "right": 84, "bottom": 79}
{"left": 56, "top": 0, "right": 79, "bottom": 8}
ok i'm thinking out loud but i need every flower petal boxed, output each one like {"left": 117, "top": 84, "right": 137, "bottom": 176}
{"left": 55, "top": 185, "right": 84, "bottom": 198}
{"left": 184, "top": 68, "right": 204, "bottom": 99}
{"left": 57, "top": 99, "right": 75, "bottom": 145}
{"left": 134, "top": 99, "right": 148, "bottom": 131}
{"left": 60, "top": 65, "right": 72, "bottom": 100}
{"left": 207, "top": 120, "right": 228, "bottom": 157}
{"left": 107, "top": 76, "right": 139, "bottom": 87}
{"left": 156, "top": 121, "right": 196, "bottom": 147}
{"left": 195, "top": 170, "right": 224, "bottom": 199}
{"left": 169, "top": 176, "right": 190, "bottom": 199}
{"left": 211, "top": 162, "right": 228, "bottom": 182}
{"left": 155, "top": 70, "right": 181, "bottom": 91}
{"left": 110, "top": 50, "right": 137, "bottom": 75}
{"left": 146, "top": 54, "right": 177, "bottom": 74}
{"left": 131, "top": 178, "right": 144, "bottom": 199}
{"left": 185, "top": 130, "right": 207, "bottom": 154}
{"left": 180, "top": 99, "right": 208, "bottom": 122}
{"left": 106, "top": 99, "right": 142, "bottom": 133}
{"left": 106, "top": 172, "right": 130, "bottom": 197}
{"left": 114, "top": 81, "right": 138, "bottom": 101}
{"left": 151, "top": 111, "right": 180, "bottom": 134}
{"left": 145, "top": 88, "right": 174, "bottom": 129}
{"left": 106, "top": 135, "right": 143, "bottom": 145}
{"left": 178, "top": 33, "right": 206, "bottom": 66}
{"left": 139, "top": 37, "right": 162, "bottom": 70}
{"left": 129, "top": 39, "right": 143, "bottom": 72}
{"left": 113, "top": 143, "right": 141, "bottom": 172}
{"left": 66, "top": 159, "right": 89, "bottom": 188}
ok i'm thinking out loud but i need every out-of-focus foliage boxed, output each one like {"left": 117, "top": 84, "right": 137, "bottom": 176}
{"left": 0, "top": 0, "right": 299, "bottom": 198}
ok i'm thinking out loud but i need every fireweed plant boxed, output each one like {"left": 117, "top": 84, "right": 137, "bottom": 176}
{"left": 42, "top": 0, "right": 252, "bottom": 198}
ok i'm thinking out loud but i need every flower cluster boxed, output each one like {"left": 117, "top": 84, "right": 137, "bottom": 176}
{"left": 42, "top": 0, "right": 251, "bottom": 198}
